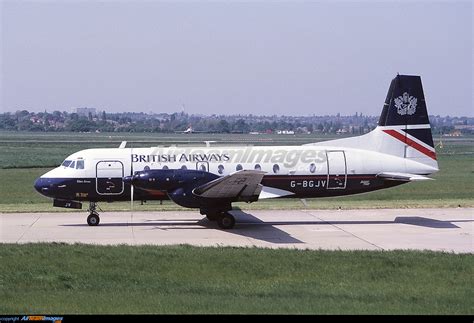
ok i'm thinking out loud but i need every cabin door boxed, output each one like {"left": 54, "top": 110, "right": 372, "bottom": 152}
{"left": 326, "top": 151, "right": 347, "bottom": 189}
{"left": 96, "top": 160, "right": 124, "bottom": 195}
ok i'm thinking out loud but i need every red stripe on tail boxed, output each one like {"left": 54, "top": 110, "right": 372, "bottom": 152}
{"left": 383, "top": 129, "right": 437, "bottom": 160}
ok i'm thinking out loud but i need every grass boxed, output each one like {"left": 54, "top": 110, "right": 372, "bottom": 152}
{"left": 0, "top": 244, "right": 472, "bottom": 314}
{"left": 0, "top": 131, "right": 342, "bottom": 169}
{"left": 4, "top": 131, "right": 469, "bottom": 169}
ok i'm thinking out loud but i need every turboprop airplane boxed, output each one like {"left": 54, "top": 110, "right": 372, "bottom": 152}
{"left": 34, "top": 75, "right": 438, "bottom": 229}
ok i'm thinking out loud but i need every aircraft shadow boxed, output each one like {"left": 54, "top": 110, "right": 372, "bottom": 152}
{"left": 226, "top": 211, "right": 303, "bottom": 244}
{"left": 393, "top": 216, "right": 467, "bottom": 228}
{"left": 61, "top": 213, "right": 304, "bottom": 244}
{"left": 236, "top": 216, "right": 468, "bottom": 229}
{"left": 61, "top": 213, "right": 470, "bottom": 245}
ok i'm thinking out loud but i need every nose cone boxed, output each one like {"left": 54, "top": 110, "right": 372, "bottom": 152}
{"left": 34, "top": 177, "right": 49, "bottom": 196}
{"left": 34, "top": 177, "right": 42, "bottom": 193}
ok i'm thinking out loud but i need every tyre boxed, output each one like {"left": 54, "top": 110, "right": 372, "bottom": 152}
{"left": 87, "top": 213, "right": 100, "bottom": 226}
{"left": 217, "top": 213, "right": 235, "bottom": 229}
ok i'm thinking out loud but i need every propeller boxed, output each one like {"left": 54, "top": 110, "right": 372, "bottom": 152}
{"left": 130, "top": 180, "right": 134, "bottom": 211}
{"left": 130, "top": 147, "right": 134, "bottom": 211}
{"left": 122, "top": 173, "right": 136, "bottom": 227}
{"left": 119, "top": 147, "right": 137, "bottom": 228}
{"left": 130, "top": 173, "right": 135, "bottom": 237}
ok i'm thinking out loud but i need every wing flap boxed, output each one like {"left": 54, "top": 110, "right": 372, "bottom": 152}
{"left": 193, "top": 170, "right": 265, "bottom": 201}
{"left": 376, "top": 172, "right": 433, "bottom": 182}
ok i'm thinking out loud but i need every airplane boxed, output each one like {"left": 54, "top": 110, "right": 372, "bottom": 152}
{"left": 174, "top": 125, "right": 212, "bottom": 134}
{"left": 34, "top": 75, "right": 439, "bottom": 229}
{"left": 174, "top": 126, "right": 195, "bottom": 134}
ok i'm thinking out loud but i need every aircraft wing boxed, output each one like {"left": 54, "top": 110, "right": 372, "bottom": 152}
{"left": 376, "top": 172, "right": 434, "bottom": 182}
{"left": 193, "top": 170, "right": 266, "bottom": 202}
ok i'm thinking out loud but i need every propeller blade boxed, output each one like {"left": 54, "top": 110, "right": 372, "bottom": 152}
{"left": 131, "top": 183, "right": 134, "bottom": 211}
{"left": 130, "top": 146, "right": 134, "bottom": 211}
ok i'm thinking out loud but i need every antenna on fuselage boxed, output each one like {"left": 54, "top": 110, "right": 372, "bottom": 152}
{"left": 204, "top": 141, "right": 216, "bottom": 147}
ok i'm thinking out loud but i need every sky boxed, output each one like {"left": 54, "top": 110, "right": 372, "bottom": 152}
{"left": 1, "top": 0, "right": 472, "bottom": 117}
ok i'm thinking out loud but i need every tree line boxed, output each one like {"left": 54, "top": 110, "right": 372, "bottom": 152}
{"left": 0, "top": 109, "right": 471, "bottom": 135}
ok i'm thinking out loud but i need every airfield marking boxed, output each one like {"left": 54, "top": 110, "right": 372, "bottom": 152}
{"left": 15, "top": 213, "right": 42, "bottom": 244}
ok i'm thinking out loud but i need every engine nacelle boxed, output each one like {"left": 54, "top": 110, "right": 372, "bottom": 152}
{"left": 123, "top": 169, "right": 220, "bottom": 208}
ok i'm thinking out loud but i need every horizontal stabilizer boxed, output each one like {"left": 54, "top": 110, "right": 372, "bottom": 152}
{"left": 193, "top": 170, "right": 266, "bottom": 201}
{"left": 376, "top": 172, "right": 433, "bottom": 182}
{"left": 258, "top": 186, "right": 295, "bottom": 199}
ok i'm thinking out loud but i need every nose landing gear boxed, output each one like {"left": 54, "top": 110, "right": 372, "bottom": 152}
{"left": 87, "top": 202, "right": 101, "bottom": 226}
{"left": 87, "top": 213, "right": 100, "bottom": 226}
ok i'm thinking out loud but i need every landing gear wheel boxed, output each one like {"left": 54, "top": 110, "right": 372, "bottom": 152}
{"left": 217, "top": 212, "right": 235, "bottom": 230}
{"left": 87, "top": 213, "right": 100, "bottom": 226}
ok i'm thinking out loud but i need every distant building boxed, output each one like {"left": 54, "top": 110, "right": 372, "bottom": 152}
{"left": 336, "top": 128, "right": 348, "bottom": 135}
{"left": 277, "top": 130, "right": 295, "bottom": 135}
{"left": 76, "top": 108, "right": 96, "bottom": 117}
{"left": 454, "top": 125, "right": 474, "bottom": 134}
{"left": 443, "top": 130, "right": 462, "bottom": 137}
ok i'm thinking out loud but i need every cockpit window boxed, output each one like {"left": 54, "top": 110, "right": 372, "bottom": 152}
{"left": 62, "top": 160, "right": 72, "bottom": 167}
{"left": 76, "top": 160, "right": 84, "bottom": 169}
{"left": 69, "top": 161, "right": 76, "bottom": 169}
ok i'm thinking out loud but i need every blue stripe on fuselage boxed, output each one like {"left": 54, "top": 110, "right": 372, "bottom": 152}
{"left": 34, "top": 174, "right": 399, "bottom": 202}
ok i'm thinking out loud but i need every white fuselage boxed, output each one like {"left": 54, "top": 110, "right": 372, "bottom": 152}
{"left": 37, "top": 142, "right": 437, "bottom": 203}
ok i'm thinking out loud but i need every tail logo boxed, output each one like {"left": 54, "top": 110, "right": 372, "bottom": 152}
{"left": 394, "top": 92, "right": 417, "bottom": 116}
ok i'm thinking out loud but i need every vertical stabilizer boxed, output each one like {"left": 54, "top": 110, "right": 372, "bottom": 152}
{"left": 377, "top": 75, "right": 438, "bottom": 170}
{"left": 305, "top": 75, "right": 438, "bottom": 172}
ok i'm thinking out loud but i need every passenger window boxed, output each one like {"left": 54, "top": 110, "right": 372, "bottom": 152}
{"left": 69, "top": 161, "right": 75, "bottom": 169}
{"left": 62, "top": 160, "right": 72, "bottom": 167}
{"left": 309, "top": 163, "right": 316, "bottom": 173}
{"left": 181, "top": 165, "right": 187, "bottom": 170}
{"left": 162, "top": 165, "right": 169, "bottom": 170}
{"left": 236, "top": 164, "right": 243, "bottom": 171}
{"left": 76, "top": 160, "right": 84, "bottom": 169}
{"left": 218, "top": 164, "right": 224, "bottom": 174}
{"left": 254, "top": 164, "right": 261, "bottom": 171}
{"left": 273, "top": 164, "right": 280, "bottom": 174}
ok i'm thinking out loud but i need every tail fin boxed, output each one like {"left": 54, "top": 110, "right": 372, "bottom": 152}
{"left": 379, "top": 75, "right": 430, "bottom": 128}
{"left": 377, "top": 75, "right": 438, "bottom": 169}
{"left": 304, "top": 74, "right": 438, "bottom": 172}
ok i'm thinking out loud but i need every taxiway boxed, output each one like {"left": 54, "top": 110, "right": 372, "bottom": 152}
{"left": 1, "top": 208, "right": 472, "bottom": 253}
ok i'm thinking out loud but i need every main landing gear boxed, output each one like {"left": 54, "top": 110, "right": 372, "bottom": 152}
{"left": 218, "top": 212, "right": 235, "bottom": 230}
{"left": 87, "top": 202, "right": 100, "bottom": 226}
{"left": 204, "top": 210, "right": 236, "bottom": 230}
